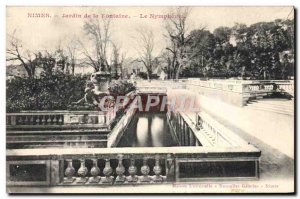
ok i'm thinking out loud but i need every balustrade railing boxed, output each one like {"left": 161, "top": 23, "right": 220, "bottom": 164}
{"left": 63, "top": 155, "right": 166, "bottom": 185}
{"left": 7, "top": 145, "right": 260, "bottom": 187}
{"left": 195, "top": 112, "right": 249, "bottom": 147}
{"left": 167, "top": 108, "right": 249, "bottom": 148}
{"left": 6, "top": 110, "right": 117, "bottom": 128}
{"left": 167, "top": 111, "right": 201, "bottom": 147}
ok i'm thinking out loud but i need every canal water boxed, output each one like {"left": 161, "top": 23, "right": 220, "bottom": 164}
{"left": 117, "top": 113, "right": 178, "bottom": 147}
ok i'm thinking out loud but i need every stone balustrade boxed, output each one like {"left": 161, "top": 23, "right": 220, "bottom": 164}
{"left": 6, "top": 110, "right": 120, "bottom": 149}
{"left": 62, "top": 154, "right": 168, "bottom": 185}
{"left": 7, "top": 144, "right": 260, "bottom": 187}
{"left": 6, "top": 110, "right": 117, "bottom": 128}
{"left": 167, "top": 109, "right": 248, "bottom": 148}
{"left": 167, "top": 110, "right": 201, "bottom": 147}
{"left": 6, "top": 112, "right": 64, "bottom": 126}
{"left": 136, "top": 79, "right": 294, "bottom": 106}
{"left": 136, "top": 80, "right": 187, "bottom": 90}
{"left": 195, "top": 112, "right": 249, "bottom": 147}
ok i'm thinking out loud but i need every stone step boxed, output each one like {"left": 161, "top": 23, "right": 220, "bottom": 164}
{"left": 256, "top": 100, "right": 294, "bottom": 107}
{"left": 248, "top": 102, "right": 294, "bottom": 111}
{"left": 6, "top": 139, "right": 107, "bottom": 143}
{"left": 6, "top": 129, "right": 110, "bottom": 135}
{"left": 6, "top": 140, "right": 108, "bottom": 149}
{"left": 7, "top": 134, "right": 108, "bottom": 142}
{"left": 246, "top": 105, "right": 294, "bottom": 116}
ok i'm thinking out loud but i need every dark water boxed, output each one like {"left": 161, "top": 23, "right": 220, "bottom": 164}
{"left": 117, "top": 113, "right": 178, "bottom": 147}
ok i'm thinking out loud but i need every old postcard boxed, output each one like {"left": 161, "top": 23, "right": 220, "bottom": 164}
{"left": 6, "top": 6, "right": 295, "bottom": 194}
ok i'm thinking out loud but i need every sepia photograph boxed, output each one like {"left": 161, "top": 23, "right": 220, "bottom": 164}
{"left": 5, "top": 5, "right": 295, "bottom": 194}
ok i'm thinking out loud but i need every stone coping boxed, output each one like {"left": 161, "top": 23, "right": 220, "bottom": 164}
{"left": 7, "top": 110, "right": 108, "bottom": 115}
{"left": 7, "top": 145, "right": 260, "bottom": 157}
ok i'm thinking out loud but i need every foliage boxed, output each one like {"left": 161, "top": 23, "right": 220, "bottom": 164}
{"left": 163, "top": 19, "right": 294, "bottom": 80}
{"left": 137, "top": 71, "right": 159, "bottom": 80}
{"left": 7, "top": 72, "right": 89, "bottom": 112}
{"left": 108, "top": 80, "right": 136, "bottom": 96}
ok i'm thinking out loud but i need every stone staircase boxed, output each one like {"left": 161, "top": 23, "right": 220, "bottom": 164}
{"left": 6, "top": 127, "right": 110, "bottom": 149}
{"left": 245, "top": 98, "right": 294, "bottom": 116}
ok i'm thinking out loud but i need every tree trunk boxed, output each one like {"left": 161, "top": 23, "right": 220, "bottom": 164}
{"left": 71, "top": 63, "right": 75, "bottom": 75}
{"left": 175, "top": 66, "right": 181, "bottom": 80}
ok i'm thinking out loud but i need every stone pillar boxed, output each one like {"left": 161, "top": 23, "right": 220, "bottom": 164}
{"left": 189, "top": 129, "right": 195, "bottom": 146}
{"left": 185, "top": 125, "right": 190, "bottom": 146}
{"left": 181, "top": 118, "right": 185, "bottom": 146}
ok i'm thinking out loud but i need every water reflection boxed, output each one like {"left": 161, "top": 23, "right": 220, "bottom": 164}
{"left": 117, "top": 113, "right": 178, "bottom": 147}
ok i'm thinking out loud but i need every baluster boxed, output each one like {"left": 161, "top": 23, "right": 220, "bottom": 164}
{"left": 58, "top": 115, "right": 63, "bottom": 124}
{"left": 53, "top": 115, "right": 57, "bottom": 124}
{"left": 140, "top": 157, "right": 151, "bottom": 183}
{"left": 10, "top": 115, "right": 16, "bottom": 125}
{"left": 64, "top": 159, "right": 75, "bottom": 183}
{"left": 87, "top": 116, "right": 93, "bottom": 124}
{"left": 153, "top": 155, "right": 163, "bottom": 183}
{"left": 41, "top": 115, "right": 45, "bottom": 124}
{"left": 17, "top": 116, "right": 23, "bottom": 125}
{"left": 77, "top": 159, "right": 88, "bottom": 183}
{"left": 115, "top": 154, "right": 126, "bottom": 184}
{"left": 46, "top": 115, "right": 51, "bottom": 124}
{"left": 30, "top": 115, "right": 35, "bottom": 124}
{"left": 24, "top": 115, "right": 30, "bottom": 125}
{"left": 48, "top": 115, "right": 52, "bottom": 124}
{"left": 101, "top": 159, "right": 113, "bottom": 184}
{"left": 127, "top": 158, "right": 138, "bottom": 183}
{"left": 36, "top": 116, "right": 40, "bottom": 124}
{"left": 89, "top": 159, "right": 100, "bottom": 183}
{"left": 24, "top": 116, "right": 29, "bottom": 125}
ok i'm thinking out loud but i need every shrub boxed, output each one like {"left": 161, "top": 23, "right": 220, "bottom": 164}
{"left": 6, "top": 72, "right": 89, "bottom": 112}
{"left": 108, "top": 80, "right": 136, "bottom": 96}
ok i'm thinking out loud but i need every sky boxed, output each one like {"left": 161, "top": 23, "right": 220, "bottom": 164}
{"left": 6, "top": 6, "right": 294, "bottom": 59}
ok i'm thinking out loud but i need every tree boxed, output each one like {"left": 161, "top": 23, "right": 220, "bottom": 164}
{"left": 38, "top": 51, "right": 56, "bottom": 77}
{"left": 66, "top": 38, "right": 80, "bottom": 75}
{"left": 134, "top": 26, "right": 156, "bottom": 80}
{"left": 111, "top": 42, "right": 126, "bottom": 79}
{"left": 213, "top": 26, "right": 232, "bottom": 45}
{"left": 6, "top": 32, "right": 38, "bottom": 79}
{"left": 165, "top": 7, "right": 192, "bottom": 79}
{"left": 81, "top": 18, "right": 112, "bottom": 72}
{"left": 186, "top": 29, "right": 215, "bottom": 77}
{"left": 159, "top": 50, "right": 176, "bottom": 79}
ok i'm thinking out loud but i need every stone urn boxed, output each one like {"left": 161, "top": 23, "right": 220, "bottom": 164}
{"left": 90, "top": 71, "right": 111, "bottom": 95}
